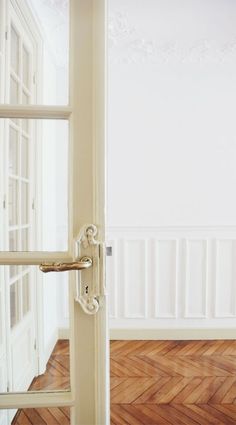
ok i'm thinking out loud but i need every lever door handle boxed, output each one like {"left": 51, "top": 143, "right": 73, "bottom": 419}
{"left": 39, "top": 256, "right": 92, "bottom": 273}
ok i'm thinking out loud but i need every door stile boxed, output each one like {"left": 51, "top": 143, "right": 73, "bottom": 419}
{"left": 70, "top": 0, "right": 108, "bottom": 424}
{"left": 70, "top": 0, "right": 95, "bottom": 421}
{"left": 93, "top": 0, "right": 109, "bottom": 423}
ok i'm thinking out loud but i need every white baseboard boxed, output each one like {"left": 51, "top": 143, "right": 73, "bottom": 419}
{"left": 58, "top": 326, "right": 236, "bottom": 341}
{"left": 110, "top": 328, "right": 236, "bottom": 340}
{"left": 58, "top": 328, "right": 70, "bottom": 340}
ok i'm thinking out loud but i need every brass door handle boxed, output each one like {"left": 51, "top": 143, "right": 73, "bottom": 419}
{"left": 39, "top": 256, "right": 92, "bottom": 273}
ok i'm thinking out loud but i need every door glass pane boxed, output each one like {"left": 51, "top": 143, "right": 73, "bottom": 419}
{"left": 22, "top": 46, "right": 30, "bottom": 89}
{"left": 22, "top": 273, "right": 30, "bottom": 315}
{"left": 21, "top": 182, "right": 29, "bottom": 225}
{"left": 22, "top": 91, "right": 29, "bottom": 105}
{"left": 22, "top": 93, "right": 30, "bottom": 133}
{"left": 1, "top": 266, "right": 70, "bottom": 394}
{"left": 10, "top": 281, "right": 20, "bottom": 328}
{"left": 21, "top": 228, "right": 29, "bottom": 251}
{"left": 10, "top": 77, "right": 19, "bottom": 103}
{"left": 9, "top": 265, "right": 19, "bottom": 279}
{"left": 21, "top": 136, "right": 29, "bottom": 178}
{"left": 9, "top": 230, "right": 18, "bottom": 251}
{"left": 2, "top": 118, "right": 68, "bottom": 252}
{"left": 9, "top": 178, "right": 18, "bottom": 226}
{"left": 9, "top": 127, "right": 18, "bottom": 175}
{"left": 11, "top": 407, "right": 71, "bottom": 424}
{"left": 10, "top": 25, "right": 19, "bottom": 75}
{"left": 2, "top": 0, "right": 69, "bottom": 106}
{"left": 0, "top": 411, "right": 8, "bottom": 425}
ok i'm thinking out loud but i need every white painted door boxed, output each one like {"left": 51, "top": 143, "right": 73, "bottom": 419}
{"left": 6, "top": 3, "right": 37, "bottom": 399}
{"left": 0, "top": 1, "right": 108, "bottom": 425}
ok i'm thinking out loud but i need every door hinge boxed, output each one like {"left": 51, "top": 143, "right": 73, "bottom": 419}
{"left": 34, "top": 339, "right": 37, "bottom": 350}
{"left": 7, "top": 382, "right": 10, "bottom": 392}
{"left": 5, "top": 31, "right": 8, "bottom": 41}
{"left": 32, "top": 199, "right": 35, "bottom": 210}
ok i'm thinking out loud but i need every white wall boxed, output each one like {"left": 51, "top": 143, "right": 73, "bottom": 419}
{"left": 107, "top": 0, "right": 236, "bottom": 334}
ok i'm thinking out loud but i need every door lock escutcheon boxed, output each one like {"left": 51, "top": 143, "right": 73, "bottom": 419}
{"left": 39, "top": 224, "right": 105, "bottom": 315}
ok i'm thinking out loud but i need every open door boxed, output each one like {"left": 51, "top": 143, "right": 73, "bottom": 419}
{"left": 0, "top": 0, "right": 109, "bottom": 424}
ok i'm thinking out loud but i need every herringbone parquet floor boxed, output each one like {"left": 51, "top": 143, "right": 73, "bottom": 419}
{"left": 12, "top": 340, "right": 70, "bottom": 425}
{"left": 30, "top": 339, "right": 70, "bottom": 391}
{"left": 110, "top": 340, "right": 236, "bottom": 424}
{"left": 12, "top": 339, "right": 236, "bottom": 424}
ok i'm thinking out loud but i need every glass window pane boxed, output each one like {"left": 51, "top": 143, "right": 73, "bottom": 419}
{"left": 22, "top": 273, "right": 30, "bottom": 316}
{"left": 23, "top": 46, "right": 30, "bottom": 88}
{"left": 12, "top": 408, "right": 71, "bottom": 424}
{"left": 9, "top": 126, "right": 18, "bottom": 175}
{"left": 1, "top": 266, "right": 70, "bottom": 394}
{"left": 9, "top": 230, "right": 18, "bottom": 251}
{"left": 10, "top": 76, "right": 19, "bottom": 104}
{"left": 22, "top": 118, "right": 29, "bottom": 134}
{"left": 9, "top": 178, "right": 18, "bottom": 226}
{"left": 0, "top": 411, "right": 8, "bottom": 424}
{"left": 3, "top": 2, "right": 69, "bottom": 105}
{"left": 10, "top": 25, "right": 19, "bottom": 74}
{"left": 2, "top": 118, "right": 68, "bottom": 251}
{"left": 22, "top": 93, "right": 30, "bottom": 132}
{"left": 9, "top": 265, "right": 19, "bottom": 279}
{"left": 21, "top": 136, "right": 29, "bottom": 178}
{"left": 21, "top": 228, "right": 29, "bottom": 251}
{"left": 10, "top": 281, "right": 20, "bottom": 328}
{"left": 21, "top": 182, "right": 29, "bottom": 225}
{"left": 22, "top": 91, "right": 29, "bottom": 105}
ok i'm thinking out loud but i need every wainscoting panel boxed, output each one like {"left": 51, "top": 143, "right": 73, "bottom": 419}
{"left": 215, "top": 240, "right": 236, "bottom": 318}
{"left": 107, "top": 227, "right": 236, "bottom": 332}
{"left": 123, "top": 239, "right": 147, "bottom": 318}
{"left": 184, "top": 240, "right": 207, "bottom": 318}
{"left": 154, "top": 240, "right": 177, "bottom": 318}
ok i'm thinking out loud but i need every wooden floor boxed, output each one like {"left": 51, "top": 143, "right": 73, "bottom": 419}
{"left": 111, "top": 340, "right": 236, "bottom": 424}
{"left": 12, "top": 340, "right": 70, "bottom": 425}
{"left": 12, "top": 339, "right": 236, "bottom": 424}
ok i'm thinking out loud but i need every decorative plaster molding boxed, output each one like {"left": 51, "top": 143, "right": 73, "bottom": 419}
{"left": 109, "top": 11, "right": 236, "bottom": 65}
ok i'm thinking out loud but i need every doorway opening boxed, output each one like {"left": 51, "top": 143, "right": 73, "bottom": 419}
{"left": 107, "top": 0, "right": 236, "bottom": 423}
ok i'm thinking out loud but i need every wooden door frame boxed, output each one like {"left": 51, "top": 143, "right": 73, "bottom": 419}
{"left": 70, "top": 1, "right": 108, "bottom": 423}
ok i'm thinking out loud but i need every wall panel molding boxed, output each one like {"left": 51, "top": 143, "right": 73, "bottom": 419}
{"left": 123, "top": 239, "right": 147, "bottom": 318}
{"left": 107, "top": 227, "right": 236, "bottom": 331}
{"left": 184, "top": 239, "right": 208, "bottom": 319}
{"left": 154, "top": 240, "right": 177, "bottom": 318}
{"left": 215, "top": 240, "right": 236, "bottom": 318}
